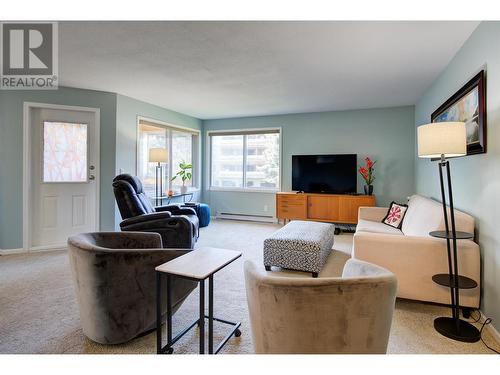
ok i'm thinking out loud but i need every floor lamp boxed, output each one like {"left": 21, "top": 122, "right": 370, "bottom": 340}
{"left": 149, "top": 148, "right": 168, "bottom": 206}
{"left": 417, "top": 122, "right": 480, "bottom": 343}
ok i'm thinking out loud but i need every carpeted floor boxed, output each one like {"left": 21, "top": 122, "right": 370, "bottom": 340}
{"left": 0, "top": 219, "right": 498, "bottom": 354}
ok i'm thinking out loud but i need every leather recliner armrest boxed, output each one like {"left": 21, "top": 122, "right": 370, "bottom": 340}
{"left": 156, "top": 205, "right": 196, "bottom": 216}
{"left": 171, "top": 207, "right": 197, "bottom": 216}
{"left": 155, "top": 204, "right": 182, "bottom": 212}
{"left": 119, "top": 211, "right": 172, "bottom": 227}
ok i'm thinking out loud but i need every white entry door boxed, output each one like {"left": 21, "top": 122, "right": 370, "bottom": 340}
{"left": 30, "top": 106, "right": 99, "bottom": 249}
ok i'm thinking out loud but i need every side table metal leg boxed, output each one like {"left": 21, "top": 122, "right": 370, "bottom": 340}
{"left": 199, "top": 279, "right": 205, "bottom": 354}
{"left": 208, "top": 275, "right": 214, "bottom": 354}
{"left": 166, "top": 274, "right": 172, "bottom": 346}
{"left": 156, "top": 272, "right": 161, "bottom": 354}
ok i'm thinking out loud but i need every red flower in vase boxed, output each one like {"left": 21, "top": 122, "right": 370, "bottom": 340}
{"left": 365, "top": 157, "right": 374, "bottom": 169}
{"left": 359, "top": 157, "right": 377, "bottom": 185}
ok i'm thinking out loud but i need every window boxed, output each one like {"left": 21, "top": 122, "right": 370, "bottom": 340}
{"left": 137, "top": 120, "right": 199, "bottom": 197}
{"left": 209, "top": 129, "right": 280, "bottom": 191}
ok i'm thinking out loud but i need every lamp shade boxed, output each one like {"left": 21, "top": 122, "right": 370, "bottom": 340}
{"left": 149, "top": 148, "right": 168, "bottom": 163}
{"left": 417, "top": 122, "right": 467, "bottom": 158}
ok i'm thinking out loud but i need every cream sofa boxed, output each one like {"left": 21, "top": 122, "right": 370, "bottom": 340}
{"left": 352, "top": 194, "right": 480, "bottom": 308}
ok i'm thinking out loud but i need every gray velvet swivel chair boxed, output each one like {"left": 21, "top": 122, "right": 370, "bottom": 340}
{"left": 244, "top": 258, "right": 397, "bottom": 354}
{"left": 68, "top": 231, "right": 197, "bottom": 345}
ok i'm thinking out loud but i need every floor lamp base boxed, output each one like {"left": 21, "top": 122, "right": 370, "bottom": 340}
{"left": 434, "top": 317, "right": 480, "bottom": 343}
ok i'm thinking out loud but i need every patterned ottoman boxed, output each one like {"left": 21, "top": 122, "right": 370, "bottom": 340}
{"left": 263, "top": 220, "right": 335, "bottom": 277}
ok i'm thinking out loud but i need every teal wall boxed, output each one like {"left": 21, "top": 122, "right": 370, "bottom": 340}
{"left": 0, "top": 87, "right": 117, "bottom": 250}
{"left": 0, "top": 89, "right": 203, "bottom": 249}
{"left": 203, "top": 106, "right": 415, "bottom": 217}
{"left": 115, "top": 95, "right": 203, "bottom": 227}
{"left": 414, "top": 21, "right": 500, "bottom": 326}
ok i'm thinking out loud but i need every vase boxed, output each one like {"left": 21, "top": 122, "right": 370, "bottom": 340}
{"left": 364, "top": 185, "right": 373, "bottom": 195}
{"left": 180, "top": 185, "right": 188, "bottom": 195}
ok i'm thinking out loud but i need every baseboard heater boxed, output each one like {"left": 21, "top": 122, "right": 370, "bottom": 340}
{"left": 216, "top": 212, "right": 276, "bottom": 223}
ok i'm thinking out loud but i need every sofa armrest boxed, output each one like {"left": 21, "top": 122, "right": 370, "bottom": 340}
{"left": 99, "top": 248, "right": 192, "bottom": 258}
{"left": 352, "top": 231, "right": 481, "bottom": 307}
{"left": 358, "top": 206, "right": 389, "bottom": 222}
{"left": 73, "top": 232, "right": 163, "bottom": 249}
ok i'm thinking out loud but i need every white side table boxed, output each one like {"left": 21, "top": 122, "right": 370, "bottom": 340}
{"left": 155, "top": 247, "right": 242, "bottom": 354}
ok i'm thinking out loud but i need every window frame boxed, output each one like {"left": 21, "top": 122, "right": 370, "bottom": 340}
{"left": 136, "top": 116, "right": 201, "bottom": 195}
{"left": 207, "top": 127, "right": 282, "bottom": 193}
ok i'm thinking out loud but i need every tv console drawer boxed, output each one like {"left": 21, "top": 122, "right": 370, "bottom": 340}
{"left": 276, "top": 192, "right": 375, "bottom": 224}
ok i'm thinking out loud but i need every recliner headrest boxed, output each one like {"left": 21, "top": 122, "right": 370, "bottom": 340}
{"left": 113, "top": 174, "right": 144, "bottom": 194}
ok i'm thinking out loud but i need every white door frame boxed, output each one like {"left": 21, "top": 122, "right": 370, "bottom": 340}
{"left": 23, "top": 102, "right": 100, "bottom": 252}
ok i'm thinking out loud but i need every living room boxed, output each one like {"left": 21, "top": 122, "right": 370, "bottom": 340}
{"left": 1, "top": 0, "right": 500, "bottom": 372}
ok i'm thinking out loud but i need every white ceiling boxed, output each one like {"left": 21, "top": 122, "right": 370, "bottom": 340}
{"left": 59, "top": 21, "right": 479, "bottom": 120}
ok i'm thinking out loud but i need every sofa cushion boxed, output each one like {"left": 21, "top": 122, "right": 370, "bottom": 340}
{"left": 401, "top": 195, "right": 475, "bottom": 237}
{"left": 356, "top": 219, "right": 403, "bottom": 236}
{"left": 382, "top": 201, "right": 408, "bottom": 229}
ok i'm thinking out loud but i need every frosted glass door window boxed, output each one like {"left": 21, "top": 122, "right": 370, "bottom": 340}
{"left": 43, "top": 121, "right": 88, "bottom": 182}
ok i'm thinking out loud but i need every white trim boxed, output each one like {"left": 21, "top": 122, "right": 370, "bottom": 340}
{"left": 0, "top": 248, "right": 25, "bottom": 255}
{"left": 138, "top": 115, "right": 201, "bottom": 135}
{"left": 487, "top": 321, "right": 500, "bottom": 345}
{"left": 206, "top": 126, "right": 283, "bottom": 193}
{"left": 0, "top": 245, "right": 66, "bottom": 256}
{"left": 136, "top": 115, "right": 202, "bottom": 191}
{"left": 215, "top": 213, "right": 277, "bottom": 223}
{"left": 208, "top": 187, "right": 279, "bottom": 194}
{"left": 476, "top": 309, "right": 500, "bottom": 346}
{"left": 23, "top": 102, "right": 100, "bottom": 252}
{"left": 29, "top": 244, "right": 67, "bottom": 252}
{"left": 206, "top": 127, "right": 282, "bottom": 135}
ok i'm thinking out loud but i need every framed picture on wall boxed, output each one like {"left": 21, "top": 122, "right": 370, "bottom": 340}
{"left": 431, "top": 70, "right": 486, "bottom": 155}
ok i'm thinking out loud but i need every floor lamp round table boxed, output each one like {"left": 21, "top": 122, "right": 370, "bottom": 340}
{"left": 417, "top": 121, "right": 480, "bottom": 343}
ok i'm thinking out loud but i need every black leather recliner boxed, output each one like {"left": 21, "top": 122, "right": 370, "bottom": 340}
{"left": 112, "top": 174, "right": 199, "bottom": 249}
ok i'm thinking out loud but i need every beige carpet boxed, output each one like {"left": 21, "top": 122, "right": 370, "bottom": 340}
{"left": 0, "top": 219, "right": 498, "bottom": 354}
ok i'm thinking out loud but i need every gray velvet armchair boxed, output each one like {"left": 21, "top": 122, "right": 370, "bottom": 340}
{"left": 244, "top": 258, "right": 397, "bottom": 354}
{"left": 68, "top": 231, "right": 197, "bottom": 345}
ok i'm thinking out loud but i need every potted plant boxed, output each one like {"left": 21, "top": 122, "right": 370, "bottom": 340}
{"left": 359, "top": 157, "right": 376, "bottom": 195}
{"left": 171, "top": 161, "right": 192, "bottom": 194}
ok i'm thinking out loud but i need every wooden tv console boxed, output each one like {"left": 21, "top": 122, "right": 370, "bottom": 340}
{"left": 276, "top": 192, "right": 376, "bottom": 224}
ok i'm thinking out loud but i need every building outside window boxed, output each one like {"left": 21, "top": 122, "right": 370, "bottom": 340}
{"left": 209, "top": 129, "right": 280, "bottom": 191}
{"left": 137, "top": 120, "right": 199, "bottom": 197}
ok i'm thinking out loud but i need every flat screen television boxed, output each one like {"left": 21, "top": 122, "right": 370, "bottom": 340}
{"left": 292, "top": 154, "right": 357, "bottom": 194}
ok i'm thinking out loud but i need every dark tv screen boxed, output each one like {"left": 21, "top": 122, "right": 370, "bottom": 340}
{"left": 292, "top": 154, "right": 357, "bottom": 194}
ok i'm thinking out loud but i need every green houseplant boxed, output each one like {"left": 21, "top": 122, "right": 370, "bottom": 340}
{"left": 171, "top": 161, "right": 192, "bottom": 194}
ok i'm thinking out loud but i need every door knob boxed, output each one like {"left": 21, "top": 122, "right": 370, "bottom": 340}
{"left": 89, "top": 175, "right": 95, "bottom": 180}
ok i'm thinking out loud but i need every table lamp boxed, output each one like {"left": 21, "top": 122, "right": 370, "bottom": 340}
{"left": 417, "top": 121, "right": 480, "bottom": 342}
{"left": 149, "top": 148, "right": 168, "bottom": 206}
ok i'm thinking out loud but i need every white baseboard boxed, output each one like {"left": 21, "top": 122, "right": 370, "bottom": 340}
{"left": 216, "top": 212, "right": 277, "bottom": 223}
{"left": 0, "top": 248, "right": 24, "bottom": 255}
{"left": 0, "top": 244, "right": 67, "bottom": 256}
{"left": 478, "top": 310, "right": 500, "bottom": 345}
{"left": 29, "top": 244, "right": 67, "bottom": 252}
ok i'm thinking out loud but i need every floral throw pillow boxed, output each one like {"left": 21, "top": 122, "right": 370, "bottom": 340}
{"left": 382, "top": 202, "right": 408, "bottom": 229}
